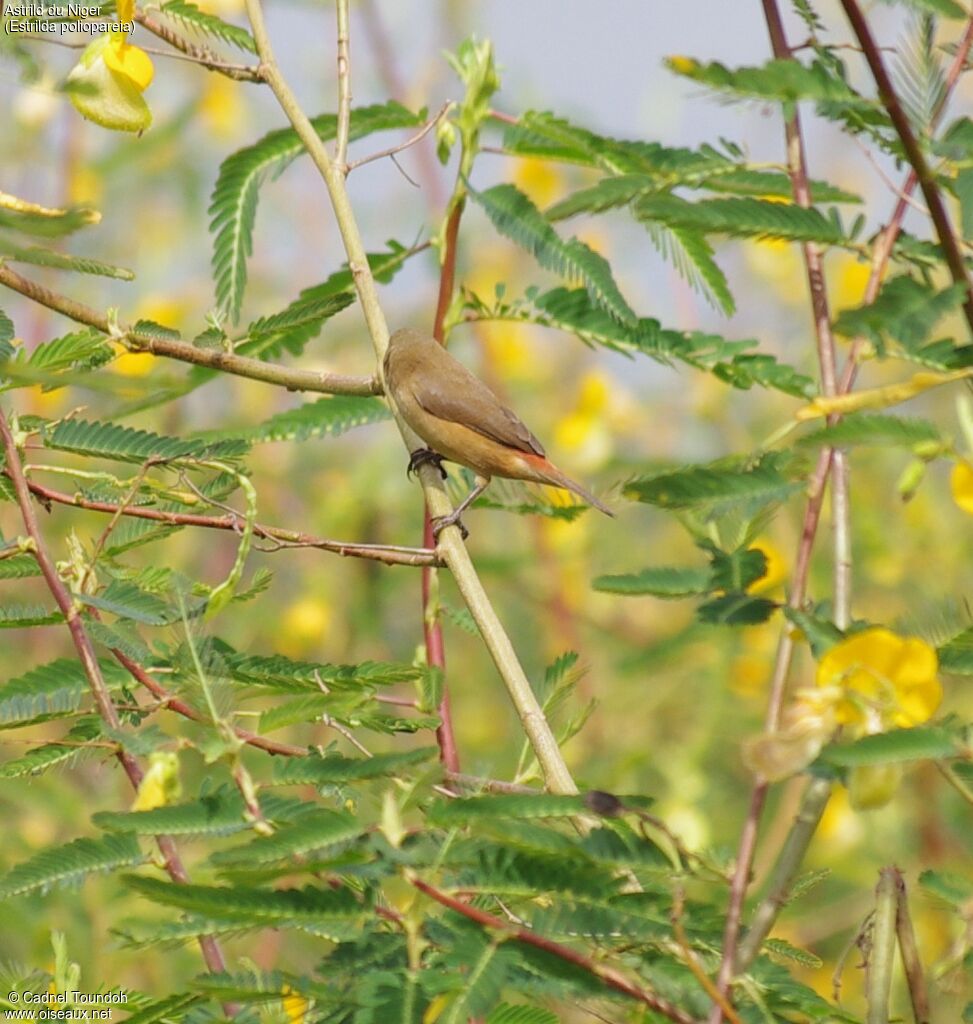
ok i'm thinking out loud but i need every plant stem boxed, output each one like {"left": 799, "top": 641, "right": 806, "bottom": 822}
{"left": 734, "top": 775, "right": 832, "bottom": 971}
{"left": 867, "top": 867, "right": 900, "bottom": 1024}
{"left": 410, "top": 876, "right": 696, "bottom": 1024}
{"left": 0, "top": 406, "right": 231, "bottom": 985}
{"left": 0, "top": 263, "right": 379, "bottom": 397}
{"left": 894, "top": 869, "right": 931, "bottom": 1024}
{"left": 242, "top": 0, "right": 576, "bottom": 794}
{"left": 334, "top": 0, "right": 351, "bottom": 169}
{"left": 838, "top": 0, "right": 973, "bottom": 331}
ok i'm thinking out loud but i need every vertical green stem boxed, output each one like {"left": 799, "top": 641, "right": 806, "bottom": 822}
{"left": 867, "top": 867, "right": 900, "bottom": 1024}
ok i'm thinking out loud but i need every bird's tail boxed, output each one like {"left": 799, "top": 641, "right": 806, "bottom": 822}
{"left": 532, "top": 459, "right": 615, "bottom": 518}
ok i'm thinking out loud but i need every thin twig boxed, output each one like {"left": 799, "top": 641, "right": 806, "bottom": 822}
{"left": 410, "top": 876, "right": 697, "bottom": 1024}
{"left": 16, "top": 476, "right": 443, "bottom": 568}
{"left": 0, "top": 263, "right": 379, "bottom": 397}
{"left": 242, "top": 0, "right": 577, "bottom": 795}
{"left": 334, "top": 0, "right": 351, "bottom": 170}
{"left": 347, "top": 103, "right": 452, "bottom": 173}
{"left": 838, "top": 0, "right": 973, "bottom": 331}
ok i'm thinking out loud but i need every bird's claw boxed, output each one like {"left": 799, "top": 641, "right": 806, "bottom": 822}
{"left": 431, "top": 513, "right": 469, "bottom": 541}
{"left": 407, "top": 448, "right": 447, "bottom": 480}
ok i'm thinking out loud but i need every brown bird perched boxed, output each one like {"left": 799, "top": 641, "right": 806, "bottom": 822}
{"left": 384, "top": 328, "right": 614, "bottom": 538}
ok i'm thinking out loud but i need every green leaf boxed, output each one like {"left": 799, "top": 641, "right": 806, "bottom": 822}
{"left": 634, "top": 194, "right": 848, "bottom": 244}
{"left": 117, "top": 994, "right": 203, "bottom": 1024}
{"left": 0, "top": 719, "right": 100, "bottom": 778}
{"left": 763, "top": 938, "right": 824, "bottom": 969}
{"left": 546, "top": 174, "right": 663, "bottom": 220}
{"left": 209, "top": 809, "right": 360, "bottom": 868}
{"left": 428, "top": 794, "right": 589, "bottom": 825}
{"left": 819, "top": 726, "right": 959, "bottom": 766}
{"left": 625, "top": 452, "right": 803, "bottom": 512}
{"left": 0, "top": 308, "right": 15, "bottom": 345}
{"left": 797, "top": 413, "right": 942, "bottom": 449}
{"left": 43, "top": 418, "right": 248, "bottom": 464}
{"left": 0, "top": 834, "right": 144, "bottom": 898}
{"left": 94, "top": 790, "right": 310, "bottom": 836}
{"left": 79, "top": 580, "right": 176, "bottom": 625}
{"left": 938, "top": 627, "right": 973, "bottom": 673}
{"left": 222, "top": 646, "right": 423, "bottom": 692}
{"left": 467, "top": 182, "right": 637, "bottom": 325}
{"left": 707, "top": 545, "right": 768, "bottom": 592}
{"left": 124, "top": 875, "right": 364, "bottom": 922}
{"left": 522, "top": 287, "right": 813, "bottom": 396}
{"left": 0, "top": 243, "right": 134, "bottom": 279}
{"left": 0, "top": 657, "right": 128, "bottom": 727}
{"left": 918, "top": 868, "right": 973, "bottom": 906}
{"left": 487, "top": 1005, "right": 559, "bottom": 1024}
{"left": 882, "top": 0, "right": 966, "bottom": 18}
{"left": 218, "top": 395, "right": 390, "bottom": 444}
{"left": 0, "top": 554, "right": 42, "bottom": 580}
{"left": 784, "top": 608, "right": 844, "bottom": 657}
{"left": 209, "top": 102, "right": 421, "bottom": 320}
{"left": 697, "top": 593, "right": 778, "bottom": 625}
{"left": 244, "top": 292, "right": 354, "bottom": 351}
{"left": 0, "top": 604, "right": 64, "bottom": 629}
{"left": 27, "top": 328, "right": 111, "bottom": 374}
{"left": 271, "top": 747, "right": 437, "bottom": 785}
{"left": 159, "top": 0, "right": 256, "bottom": 52}
{"left": 638, "top": 220, "right": 735, "bottom": 314}
{"left": 0, "top": 204, "right": 100, "bottom": 239}
{"left": 666, "top": 56, "right": 869, "bottom": 105}
{"left": 592, "top": 566, "right": 711, "bottom": 598}
{"left": 833, "top": 275, "right": 967, "bottom": 356}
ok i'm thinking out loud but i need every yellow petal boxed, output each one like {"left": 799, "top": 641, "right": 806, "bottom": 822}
{"left": 117, "top": 0, "right": 135, "bottom": 22}
{"left": 951, "top": 461, "right": 973, "bottom": 515}
{"left": 104, "top": 40, "right": 154, "bottom": 91}
{"left": 67, "top": 36, "right": 152, "bottom": 133}
{"left": 131, "top": 751, "right": 181, "bottom": 811}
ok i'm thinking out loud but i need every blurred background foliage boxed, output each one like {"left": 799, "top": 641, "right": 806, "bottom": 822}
{"left": 1, "top": 0, "right": 972, "bottom": 1019}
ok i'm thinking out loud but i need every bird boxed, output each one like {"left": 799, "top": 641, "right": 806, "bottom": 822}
{"left": 383, "top": 327, "right": 614, "bottom": 538}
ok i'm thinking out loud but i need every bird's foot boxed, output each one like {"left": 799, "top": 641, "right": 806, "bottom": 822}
{"left": 407, "top": 448, "right": 447, "bottom": 480}
{"left": 431, "top": 511, "right": 469, "bottom": 541}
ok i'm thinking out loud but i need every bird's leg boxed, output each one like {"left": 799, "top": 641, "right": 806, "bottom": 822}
{"left": 431, "top": 475, "right": 491, "bottom": 541}
{"left": 407, "top": 447, "right": 447, "bottom": 480}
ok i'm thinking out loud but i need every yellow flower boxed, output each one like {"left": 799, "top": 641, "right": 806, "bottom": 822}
{"left": 131, "top": 751, "right": 182, "bottom": 811}
{"left": 67, "top": 18, "right": 154, "bottom": 134}
{"left": 667, "top": 55, "right": 699, "bottom": 75}
{"left": 742, "top": 686, "right": 839, "bottom": 781}
{"left": 512, "top": 157, "right": 565, "bottom": 209}
{"left": 280, "top": 986, "right": 308, "bottom": 1024}
{"left": 950, "top": 460, "right": 973, "bottom": 514}
{"left": 199, "top": 75, "right": 248, "bottom": 139}
{"left": 828, "top": 252, "right": 871, "bottom": 312}
{"left": 281, "top": 596, "right": 332, "bottom": 655}
{"left": 816, "top": 627, "right": 941, "bottom": 729}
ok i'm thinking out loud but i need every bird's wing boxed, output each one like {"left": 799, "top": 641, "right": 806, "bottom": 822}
{"left": 411, "top": 352, "right": 546, "bottom": 457}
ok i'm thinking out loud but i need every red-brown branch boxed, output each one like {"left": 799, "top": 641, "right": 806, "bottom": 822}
{"left": 410, "top": 877, "right": 697, "bottom": 1024}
